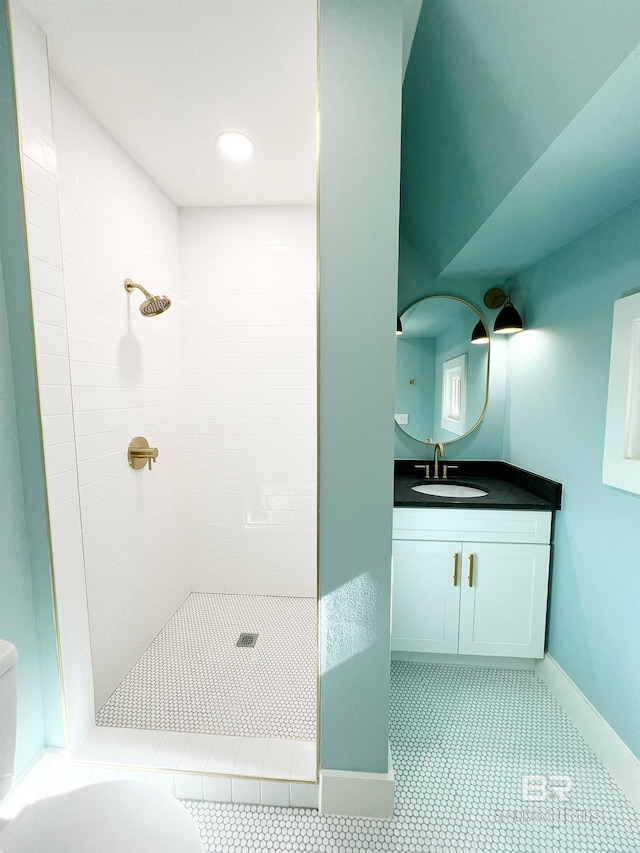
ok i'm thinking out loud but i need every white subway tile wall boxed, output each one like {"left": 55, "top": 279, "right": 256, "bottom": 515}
{"left": 8, "top": 0, "right": 94, "bottom": 749}
{"left": 50, "top": 76, "right": 190, "bottom": 710}
{"left": 180, "top": 208, "right": 317, "bottom": 597}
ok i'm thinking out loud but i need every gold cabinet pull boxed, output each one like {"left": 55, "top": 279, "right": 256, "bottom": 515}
{"left": 453, "top": 552, "right": 460, "bottom": 586}
{"left": 468, "top": 553, "right": 475, "bottom": 587}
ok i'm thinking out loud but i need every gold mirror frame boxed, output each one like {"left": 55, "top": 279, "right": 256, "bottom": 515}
{"left": 396, "top": 295, "right": 490, "bottom": 446}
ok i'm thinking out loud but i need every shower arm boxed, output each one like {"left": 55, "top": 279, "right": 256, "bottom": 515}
{"left": 124, "top": 278, "right": 153, "bottom": 300}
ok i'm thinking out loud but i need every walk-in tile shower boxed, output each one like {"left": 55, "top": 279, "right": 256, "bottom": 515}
{"left": 9, "top": 0, "right": 318, "bottom": 783}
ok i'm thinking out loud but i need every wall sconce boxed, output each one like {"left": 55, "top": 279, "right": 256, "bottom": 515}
{"left": 483, "top": 286, "right": 524, "bottom": 334}
{"left": 470, "top": 319, "right": 490, "bottom": 345}
{"left": 397, "top": 316, "right": 403, "bottom": 336}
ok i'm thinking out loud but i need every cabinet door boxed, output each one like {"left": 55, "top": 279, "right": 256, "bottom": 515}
{"left": 458, "top": 543, "right": 550, "bottom": 658}
{"left": 391, "top": 539, "right": 461, "bottom": 653}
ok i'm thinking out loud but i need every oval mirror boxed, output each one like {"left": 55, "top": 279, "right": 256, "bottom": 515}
{"left": 395, "top": 296, "right": 490, "bottom": 445}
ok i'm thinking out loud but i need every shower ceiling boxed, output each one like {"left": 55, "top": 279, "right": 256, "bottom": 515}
{"left": 18, "top": 0, "right": 317, "bottom": 207}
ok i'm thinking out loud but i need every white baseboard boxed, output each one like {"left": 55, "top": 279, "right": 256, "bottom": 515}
{"left": 536, "top": 655, "right": 640, "bottom": 814}
{"left": 319, "top": 747, "right": 394, "bottom": 818}
{"left": 392, "top": 651, "right": 536, "bottom": 669}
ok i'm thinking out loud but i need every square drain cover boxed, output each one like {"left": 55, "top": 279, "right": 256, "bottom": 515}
{"left": 236, "top": 632, "right": 258, "bottom": 648}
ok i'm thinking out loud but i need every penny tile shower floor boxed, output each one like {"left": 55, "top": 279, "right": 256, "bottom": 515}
{"left": 185, "top": 662, "right": 640, "bottom": 852}
{"left": 96, "top": 593, "right": 316, "bottom": 741}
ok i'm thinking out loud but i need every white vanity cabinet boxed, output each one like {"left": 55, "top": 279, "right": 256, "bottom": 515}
{"left": 391, "top": 508, "right": 552, "bottom": 659}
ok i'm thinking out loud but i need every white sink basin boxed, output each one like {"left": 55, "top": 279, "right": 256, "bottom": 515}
{"left": 412, "top": 482, "right": 488, "bottom": 498}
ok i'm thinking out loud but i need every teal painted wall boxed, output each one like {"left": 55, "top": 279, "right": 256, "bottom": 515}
{"left": 395, "top": 335, "right": 436, "bottom": 440}
{"left": 318, "top": 0, "right": 402, "bottom": 774}
{"left": 401, "top": 0, "right": 640, "bottom": 276}
{"left": 396, "top": 236, "right": 507, "bottom": 460}
{"left": 504, "top": 199, "right": 640, "bottom": 759}
{"left": 0, "top": 5, "right": 63, "bottom": 773}
{"left": 441, "top": 43, "right": 640, "bottom": 278}
{"left": 0, "top": 257, "right": 46, "bottom": 776}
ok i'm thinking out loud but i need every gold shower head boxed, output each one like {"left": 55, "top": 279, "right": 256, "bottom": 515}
{"left": 124, "top": 278, "right": 171, "bottom": 316}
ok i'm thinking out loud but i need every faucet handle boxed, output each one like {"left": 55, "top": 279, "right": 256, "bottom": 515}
{"left": 442, "top": 465, "right": 458, "bottom": 480}
{"left": 147, "top": 447, "right": 159, "bottom": 470}
{"left": 414, "top": 464, "right": 431, "bottom": 479}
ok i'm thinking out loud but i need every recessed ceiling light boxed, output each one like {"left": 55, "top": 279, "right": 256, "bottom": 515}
{"left": 216, "top": 131, "right": 255, "bottom": 161}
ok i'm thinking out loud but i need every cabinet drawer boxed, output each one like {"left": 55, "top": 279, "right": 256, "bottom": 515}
{"left": 393, "top": 508, "right": 552, "bottom": 544}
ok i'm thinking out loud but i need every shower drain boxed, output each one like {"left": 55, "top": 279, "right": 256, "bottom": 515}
{"left": 236, "top": 633, "right": 258, "bottom": 648}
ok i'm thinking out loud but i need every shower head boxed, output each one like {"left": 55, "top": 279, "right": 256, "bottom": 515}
{"left": 124, "top": 278, "right": 171, "bottom": 317}
{"left": 139, "top": 293, "right": 171, "bottom": 316}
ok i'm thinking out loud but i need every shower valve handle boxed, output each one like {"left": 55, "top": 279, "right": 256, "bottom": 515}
{"left": 128, "top": 436, "right": 159, "bottom": 471}
{"left": 145, "top": 448, "right": 159, "bottom": 470}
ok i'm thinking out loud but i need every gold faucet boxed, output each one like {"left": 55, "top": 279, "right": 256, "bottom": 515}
{"left": 433, "top": 442, "right": 445, "bottom": 479}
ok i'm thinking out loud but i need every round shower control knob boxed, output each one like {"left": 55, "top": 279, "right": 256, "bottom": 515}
{"left": 128, "top": 436, "right": 159, "bottom": 470}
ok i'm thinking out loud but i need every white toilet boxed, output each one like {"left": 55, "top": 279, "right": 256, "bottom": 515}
{"left": 0, "top": 640, "right": 204, "bottom": 853}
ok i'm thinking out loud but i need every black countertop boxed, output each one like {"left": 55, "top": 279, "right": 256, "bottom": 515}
{"left": 394, "top": 460, "right": 562, "bottom": 511}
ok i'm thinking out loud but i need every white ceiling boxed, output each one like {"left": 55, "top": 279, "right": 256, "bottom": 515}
{"left": 19, "top": 0, "right": 318, "bottom": 208}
